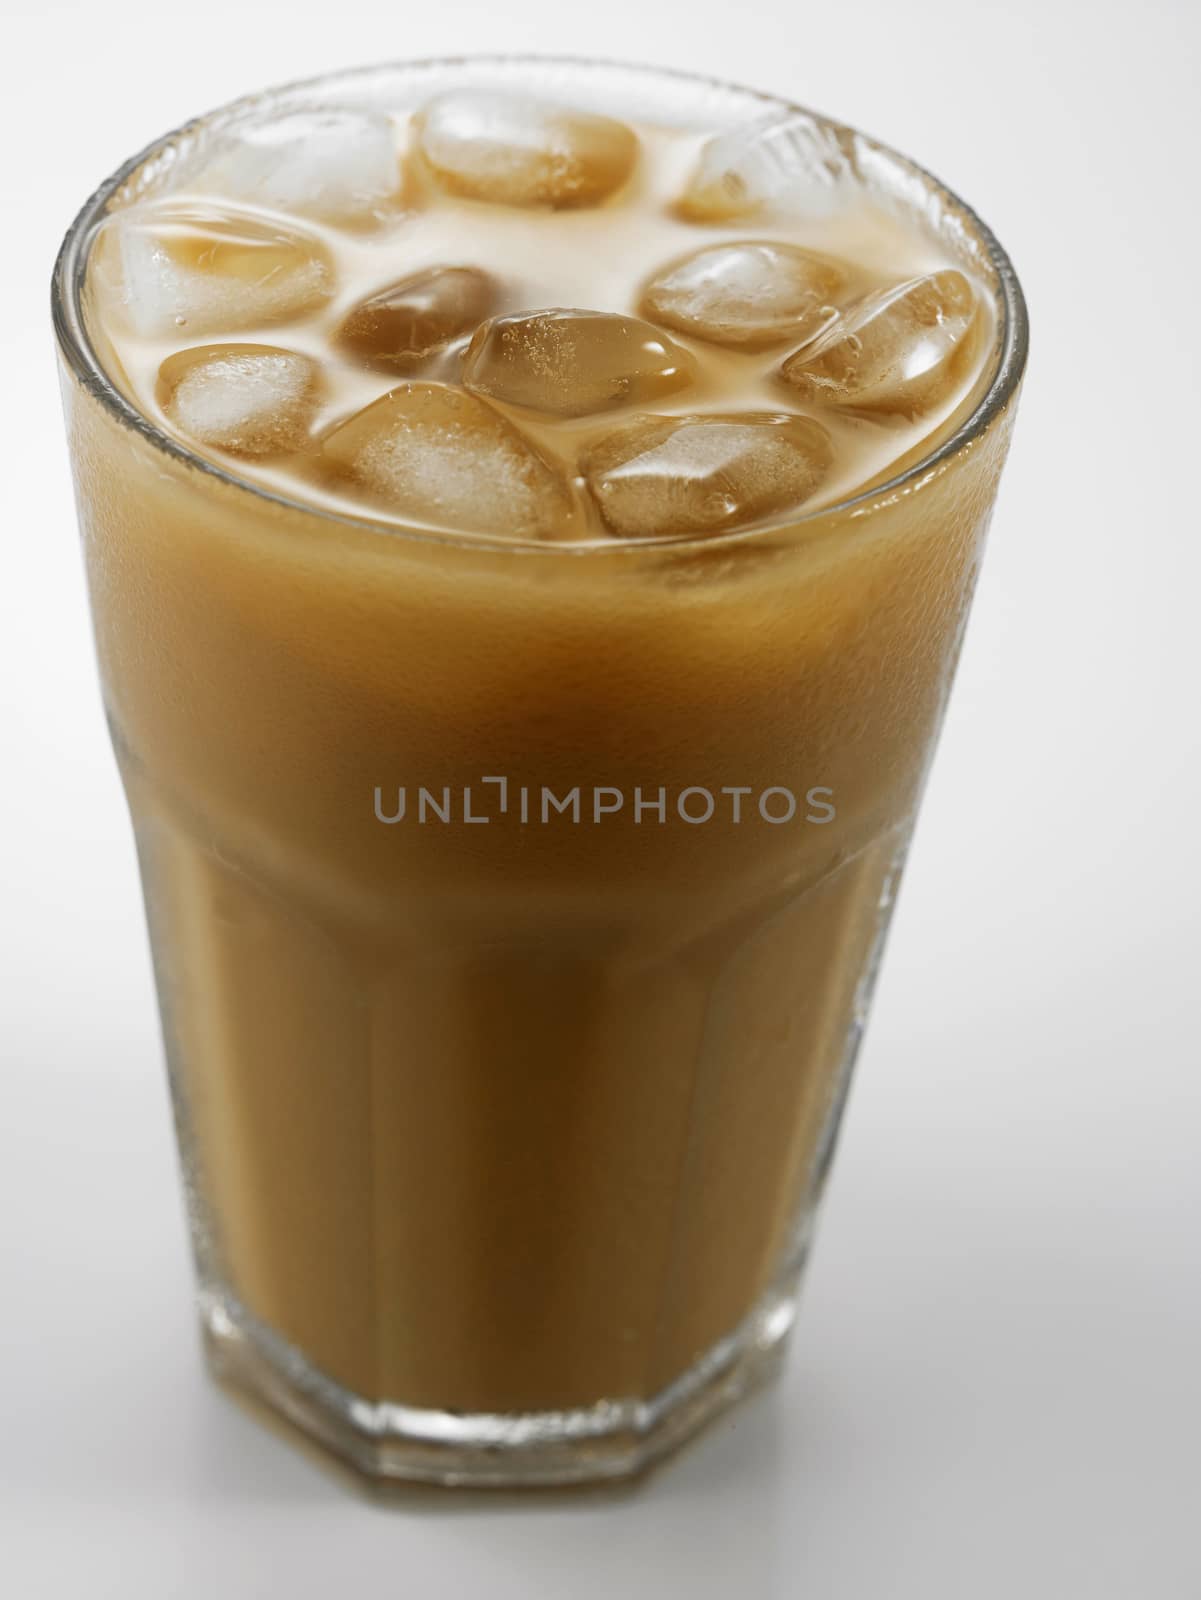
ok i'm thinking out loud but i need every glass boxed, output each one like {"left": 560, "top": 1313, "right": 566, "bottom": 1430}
{"left": 52, "top": 58, "right": 1027, "bottom": 1486}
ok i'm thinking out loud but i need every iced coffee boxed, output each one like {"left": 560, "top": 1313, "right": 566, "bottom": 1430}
{"left": 54, "top": 60, "right": 1025, "bottom": 1484}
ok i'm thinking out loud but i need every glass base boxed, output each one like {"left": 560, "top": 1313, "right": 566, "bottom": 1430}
{"left": 199, "top": 1273, "right": 801, "bottom": 1487}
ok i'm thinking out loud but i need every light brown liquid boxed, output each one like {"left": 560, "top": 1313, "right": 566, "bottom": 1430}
{"left": 67, "top": 79, "right": 1015, "bottom": 1424}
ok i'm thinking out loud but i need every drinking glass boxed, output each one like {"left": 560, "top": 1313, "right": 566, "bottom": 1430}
{"left": 53, "top": 58, "right": 1027, "bottom": 1486}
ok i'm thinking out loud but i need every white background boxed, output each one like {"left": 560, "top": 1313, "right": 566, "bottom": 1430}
{"left": 2, "top": 0, "right": 1199, "bottom": 1594}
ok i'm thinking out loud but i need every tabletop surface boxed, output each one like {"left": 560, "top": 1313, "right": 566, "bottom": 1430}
{"left": 3, "top": 1, "right": 1198, "bottom": 1594}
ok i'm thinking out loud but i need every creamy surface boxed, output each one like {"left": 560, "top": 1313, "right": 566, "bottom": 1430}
{"left": 89, "top": 113, "right": 993, "bottom": 539}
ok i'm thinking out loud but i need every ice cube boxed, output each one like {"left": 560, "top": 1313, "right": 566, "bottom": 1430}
{"left": 158, "top": 344, "right": 321, "bottom": 457}
{"left": 582, "top": 412, "right": 833, "bottom": 539}
{"left": 99, "top": 203, "right": 334, "bottom": 338}
{"left": 197, "top": 108, "right": 403, "bottom": 227}
{"left": 462, "top": 310, "right": 695, "bottom": 418}
{"left": 414, "top": 91, "right": 638, "bottom": 209}
{"left": 640, "top": 241, "right": 847, "bottom": 350}
{"left": 320, "top": 382, "right": 571, "bottom": 539}
{"left": 780, "top": 270, "right": 978, "bottom": 417}
{"left": 677, "top": 111, "right": 853, "bottom": 222}
{"left": 335, "top": 266, "right": 497, "bottom": 368}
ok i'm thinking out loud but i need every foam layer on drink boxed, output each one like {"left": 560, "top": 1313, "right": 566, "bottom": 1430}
{"left": 86, "top": 97, "right": 994, "bottom": 542}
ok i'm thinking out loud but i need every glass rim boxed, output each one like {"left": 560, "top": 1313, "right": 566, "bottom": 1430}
{"left": 51, "top": 53, "right": 1029, "bottom": 555}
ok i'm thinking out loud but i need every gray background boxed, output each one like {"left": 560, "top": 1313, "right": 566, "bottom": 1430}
{"left": 2, "top": 0, "right": 1198, "bottom": 1593}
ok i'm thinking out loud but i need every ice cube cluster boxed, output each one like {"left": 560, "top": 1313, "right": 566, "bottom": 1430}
{"left": 96, "top": 93, "right": 984, "bottom": 540}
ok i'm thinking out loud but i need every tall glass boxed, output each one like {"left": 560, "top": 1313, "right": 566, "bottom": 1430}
{"left": 53, "top": 59, "right": 1026, "bottom": 1486}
